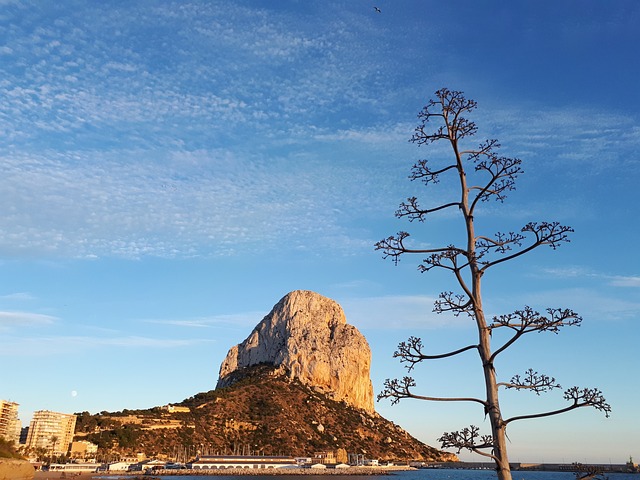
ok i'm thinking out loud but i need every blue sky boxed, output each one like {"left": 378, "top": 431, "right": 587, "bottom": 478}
{"left": 1, "top": 0, "right": 638, "bottom": 464}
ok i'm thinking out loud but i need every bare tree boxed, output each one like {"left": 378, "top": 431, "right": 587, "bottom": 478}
{"left": 375, "top": 88, "right": 610, "bottom": 480}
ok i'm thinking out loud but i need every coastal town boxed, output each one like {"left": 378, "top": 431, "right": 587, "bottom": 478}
{"left": 0, "top": 399, "right": 407, "bottom": 474}
{"left": 2, "top": 399, "right": 638, "bottom": 476}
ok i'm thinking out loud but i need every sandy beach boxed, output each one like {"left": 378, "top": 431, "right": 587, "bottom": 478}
{"left": 34, "top": 473, "right": 98, "bottom": 480}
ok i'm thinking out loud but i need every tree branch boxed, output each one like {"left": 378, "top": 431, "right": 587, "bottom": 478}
{"left": 378, "top": 377, "right": 486, "bottom": 407}
{"left": 468, "top": 150, "right": 523, "bottom": 213}
{"left": 498, "top": 368, "right": 562, "bottom": 395}
{"left": 408, "top": 159, "right": 458, "bottom": 186}
{"left": 393, "top": 335, "right": 478, "bottom": 371}
{"left": 433, "top": 291, "right": 474, "bottom": 317}
{"left": 504, "top": 387, "right": 611, "bottom": 425}
{"left": 411, "top": 88, "right": 478, "bottom": 146}
{"left": 375, "top": 232, "right": 464, "bottom": 266}
{"left": 418, "top": 245, "right": 468, "bottom": 273}
{"left": 482, "top": 222, "right": 574, "bottom": 271}
{"left": 438, "top": 425, "right": 497, "bottom": 461}
{"left": 396, "top": 197, "right": 461, "bottom": 222}
{"left": 490, "top": 307, "right": 582, "bottom": 361}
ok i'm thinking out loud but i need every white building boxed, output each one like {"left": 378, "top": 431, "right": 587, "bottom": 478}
{"left": 160, "top": 404, "right": 190, "bottom": 413}
{"left": 106, "top": 461, "right": 135, "bottom": 471}
{"left": 26, "top": 410, "right": 77, "bottom": 456}
{"left": 48, "top": 463, "right": 99, "bottom": 473}
{"left": 0, "top": 400, "right": 21, "bottom": 446}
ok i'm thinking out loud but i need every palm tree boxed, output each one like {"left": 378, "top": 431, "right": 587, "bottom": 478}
{"left": 50, "top": 435, "right": 59, "bottom": 460}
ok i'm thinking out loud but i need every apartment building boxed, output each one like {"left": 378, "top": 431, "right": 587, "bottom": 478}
{"left": 26, "top": 410, "right": 77, "bottom": 456}
{"left": 0, "top": 400, "right": 21, "bottom": 445}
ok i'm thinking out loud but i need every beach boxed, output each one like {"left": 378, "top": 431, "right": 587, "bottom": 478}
{"left": 35, "top": 472, "right": 96, "bottom": 480}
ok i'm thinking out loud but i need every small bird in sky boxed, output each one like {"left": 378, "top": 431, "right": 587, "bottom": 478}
{"left": 374, "top": 6, "right": 381, "bottom": 13}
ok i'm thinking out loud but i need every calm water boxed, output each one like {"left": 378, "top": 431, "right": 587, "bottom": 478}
{"left": 394, "top": 470, "right": 637, "bottom": 480}
{"left": 139, "top": 469, "right": 638, "bottom": 480}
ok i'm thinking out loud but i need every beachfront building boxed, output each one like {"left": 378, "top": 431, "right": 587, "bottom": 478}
{"left": 25, "top": 410, "right": 77, "bottom": 456}
{"left": 48, "top": 463, "right": 100, "bottom": 473}
{"left": 128, "top": 459, "right": 167, "bottom": 471}
{"left": 313, "top": 450, "right": 336, "bottom": 465}
{"left": 0, "top": 400, "right": 21, "bottom": 446}
{"left": 187, "top": 455, "right": 297, "bottom": 470}
{"left": 106, "top": 461, "right": 136, "bottom": 471}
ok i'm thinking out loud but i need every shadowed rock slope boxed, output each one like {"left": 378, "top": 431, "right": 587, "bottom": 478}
{"left": 75, "top": 365, "right": 456, "bottom": 462}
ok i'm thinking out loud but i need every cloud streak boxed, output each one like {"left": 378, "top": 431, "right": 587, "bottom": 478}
{"left": 539, "top": 267, "right": 640, "bottom": 289}
{"left": 342, "top": 294, "right": 469, "bottom": 330}
{"left": 0, "top": 292, "right": 36, "bottom": 301}
{"left": 141, "top": 312, "right": 264, "bottom": 329}
{"left": 608, "top": 275, "right": 640, "bottom": 288}
{"left": 0, "top": 311, "right": 57, "bottom": 328}
{"left": 0, "top": 334, "right": 214, "bottom": 356}
{"left": 1, "top": 1, "right": 638, "bottom": 265}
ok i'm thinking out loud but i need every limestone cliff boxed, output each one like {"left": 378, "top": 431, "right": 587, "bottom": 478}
{"left": 217, "top": 290, "right": 375, "bottom": 413}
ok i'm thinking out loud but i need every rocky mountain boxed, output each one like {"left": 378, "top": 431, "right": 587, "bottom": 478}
{"left": 217, "top": 290, "right": 374, "bottom": 412}
{"left": 73, "top": 290, "right": 457, "bottom": 463}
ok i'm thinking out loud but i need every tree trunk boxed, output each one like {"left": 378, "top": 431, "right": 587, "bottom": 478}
{"left": 456, "top": 104, "right": 512, "bottom": 479}
{"left": 479, "top": 323, "right": 512, "bottom": 480}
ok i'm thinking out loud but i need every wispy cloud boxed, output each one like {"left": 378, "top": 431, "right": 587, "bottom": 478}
{"left": 342, "top": 294, "right": 468, "bottom": 330}
{"left": 0, "top": 334, "right": 214, "bottom": 356}
{"left": 1, "top": 1, "right": 637, "bottom": 264}
{"left": 607, "top": 275, "right": 640, "bottom": 288}
{"left": 0, "top": 311, "right": 57, "bottom": 328}
{"left": 0, "top": 292, "right": 36, "bottom": 301}
{"left": 493, "top": 287, "right": 640, "bottom": 323}
{"left": 0, "top": 1, "right": 393, "bottom": 147}
{"left": 142, "top": 312, "right": 264, "bottom": 329}
{"left": 0, "top": 0, "right": 400, "bottom": 261}
{"left": 313, "top": 123, "right": 411, "bottom": 145}
{"left": 0, "top": 148, "right": 366, "bottom": 259}
{"left": 539, "top": 266, "right": 595, "bottom": 278}
{"left": 143, "top": 319, "right": 216, "bottom": 328}
{"left": 480, "top": 105, "right": 640, "bottom": 172}
{"left": 538, "top": 267, "right": 640, "bottom": 288}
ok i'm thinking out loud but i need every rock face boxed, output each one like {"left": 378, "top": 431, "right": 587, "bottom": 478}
{"left": 217, "top": 290, "right": 375, "bottom": 413}
{"left": 0, "top": 459, "right": 34, "bottom": 480}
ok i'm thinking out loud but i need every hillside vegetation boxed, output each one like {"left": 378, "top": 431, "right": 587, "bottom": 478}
{"left": 75, "top": 365, "right": 455, "bottom": 462}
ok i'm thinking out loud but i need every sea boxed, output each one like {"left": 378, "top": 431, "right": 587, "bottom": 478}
{"left": 99, "top": 470, "right": 637, "bottom": 480}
